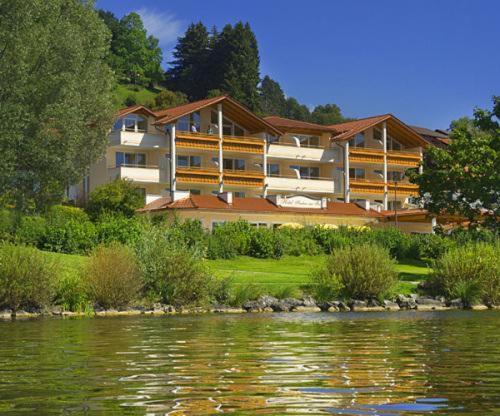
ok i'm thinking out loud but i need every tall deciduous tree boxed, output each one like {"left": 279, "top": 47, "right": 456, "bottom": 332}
{"left": 98, "top": 10, "right": 163, "bottom": 86}
{"left": 0, "top": 0, "right": 115, "bottom": 212}
{"left": 311, "top": 103, "right": 344, "bottom": 125}
{"left": 259, "top": 76, "right": 286, "bottom": 116}
{"left": 166, "top": 22, "right": 210, "bottom": 100}
{"left": 284, "top": 97, "right": 311, "bottom": 122}
{"left": 409, "top": 97, "right": 499, "bottom": 228}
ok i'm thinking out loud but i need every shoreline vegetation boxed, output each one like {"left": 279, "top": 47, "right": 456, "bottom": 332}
{"left": 0, "top": 203, "right": 498, "bottom": 321}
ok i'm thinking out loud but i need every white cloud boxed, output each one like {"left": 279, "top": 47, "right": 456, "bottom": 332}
{"left": 136, "top": 7, "right": 183, "bottom": 47}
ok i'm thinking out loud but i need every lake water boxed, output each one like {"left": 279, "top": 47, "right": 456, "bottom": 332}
{"left": 0, "top": 311, "right": 499, "bottom": 415}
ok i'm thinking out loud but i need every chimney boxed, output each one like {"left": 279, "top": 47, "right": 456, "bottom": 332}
{"left": 172, "top": 190, "right": 190, "bottom": 201}
{"left": 218, "top": 191, "right": 233, "bottom": 204}
{"left": 355, "top": 199, "right": 371, "bottom": 211}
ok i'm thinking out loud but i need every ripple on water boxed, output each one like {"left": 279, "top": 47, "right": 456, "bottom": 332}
{"left": 0, "top": 311, "right": 498, "bottom": 415}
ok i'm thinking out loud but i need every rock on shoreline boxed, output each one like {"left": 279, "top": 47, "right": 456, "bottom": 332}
{"left": 0, "top": 295, "right": 498, "bottom": 320}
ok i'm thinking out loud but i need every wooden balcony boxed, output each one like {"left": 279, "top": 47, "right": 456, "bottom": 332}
{"left": 388, "top": 182, "right": 419, "bottom": 195}
{"left": 175, "top": 131, "right": 264, "bottom": 154}
{"left": 175, "top": 131, "right": 219, "bottom": 151}
{"left": 223, "top": 136, "right": 265, "bottom": 154}
{"left": 176, "top": 167, "right": 220, "bottom": 185}
{"left": 350, "top": 178, "right": 385, "bottom": 194}
{"left": 349, "top": 147, "right": 421, "bottom": 167}
{"left": 349, "top": 148, "right": 384, "bottom": 164}
{"left": 387, "top": 151, "right": 421, "bottom": 167}
{"left": 350, "top": 179, "right": 419, "bottom": 196}
{"left": 223, "top": 169, "right": 264, "bottom": 187}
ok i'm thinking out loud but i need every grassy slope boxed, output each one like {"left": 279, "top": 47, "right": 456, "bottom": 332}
{"left": 46, "top": 251, "right": 430, "bottom": 295}
{"left": 113, "top": 83, "right": 162, "bottom": 108}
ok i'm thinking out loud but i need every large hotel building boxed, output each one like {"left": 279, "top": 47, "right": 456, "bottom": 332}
{"left": 71, "top": 95, "right": 436, "bottom": 233}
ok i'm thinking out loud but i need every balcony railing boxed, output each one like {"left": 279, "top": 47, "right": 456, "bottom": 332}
{"left": 109, "top": 164, "right": 163, "bottom": 184}
{"left": 349, "top": 147, "right": 421, "bottom": 166}
{"left": 175, "top": 131, "right": 265, "bottom": 154}
{"left": 176, "top": 166, "right": 220, "bottom": 185}
{"left": 266, "top": 175, "right": 335, "bottom": 193}
{"left": 223, "top": 168, "right": 265, "bottom": 187}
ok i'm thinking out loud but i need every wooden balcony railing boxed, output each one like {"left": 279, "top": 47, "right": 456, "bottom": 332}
{"left": 223, "top": 169, "right": 264, "bottom": 187}
{"left": 175, "top": 131, "right": 219, "bottom": 151}
{"left": 349, "top": 178, "right": 419, "bottom": 195}
{"left": 176, "top": 166, "right": 220, "bottom": 184}
{"left": 349, "top": 147, "right": 421, "bottom": 167}
{"left": 175, "top": 131, "right": 264, "bottom": 154}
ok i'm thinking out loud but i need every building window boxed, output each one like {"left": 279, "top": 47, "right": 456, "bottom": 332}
{"left": 189, "top": 189, "right": 201, "bottom": 195}
{"left": 267, "top": 163, "right": 280, "bottom": 177}
{"left": 177, "top": 155, "right": 201, "bottom": 168}
{"left": 114, "top": 114, "right": 148, "bottom": 132}
{"left": 223, "top": 158, "right": 245, "bottom": 171}
{"left": 388, "top": 200, "right": 403, "bottom": 210}
{"left": 299, "top": 166, "right": 320, "bottom": 179}
{"left": 349, "top": 168, "right": 365, "bottom": 179}
{"left": 234, "top": 191, "right": 245, "bottom": 198}
{"left": 387, "top": 171, "right": 404, "bottom": 181}
{"left": 387, "top": 137, "right": 402, "bottom": 151}
{"left": 250, "top": 222, "right": 268, "bottom": 228}
{"left": 211, "top": 221, "right": 225, "bottom": 230}
{"left": 349, "top": 132, "right": 365, "bottom": 148}
{"left": 374, "top": 128, "right": 382, "bottom": 142}
{"left": 292, "top": 134, "right": 320, "bottom": 147}
{"left": 115, "top": 152, "right": 146, "bottom": 167}
{"left": 211, "top": 111, "right": 246, "bottom": 136}
{"left": 177, "top": 112, "right": 201, "bottom": 132}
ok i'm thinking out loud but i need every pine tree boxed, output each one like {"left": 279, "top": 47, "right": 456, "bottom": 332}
{"left": 166, "top": 22, "right": 210, "bottom": 100}
{"left": 211, "top": 22, "right": 261, "bottom": 111}
{"left": 260, "top": 76, "right": 286, "bottom": 116}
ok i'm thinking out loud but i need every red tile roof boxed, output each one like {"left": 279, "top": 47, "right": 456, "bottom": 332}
{"left": 154, "top": 96, "right": 226, "bottom": 123}
{"left": 139, "top": 194, "right": 382, "bottom": 217}
{"left": 264, "top": 116, "right": 335, "bottom": 133}
{"left": 328, "top": 115, "right": 391, "bottom": 141}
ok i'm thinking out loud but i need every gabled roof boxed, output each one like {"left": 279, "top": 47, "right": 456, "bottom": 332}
{"left": 139, "top": 195, "right": 382, "bottom": 218}
{"left": 154, "top": 96, "right": 283, "bottom": 136}
{"left": 117, "top": 105, "right": 157, "bottom": 118}
{"left": 410, "top": 125, "right": 450, "bottom": 147}
{"left": 329, "top": 114, "right": 428, "bottom": 148}
{"left": 264, "top": 116, "right": 335, "bottom": 135}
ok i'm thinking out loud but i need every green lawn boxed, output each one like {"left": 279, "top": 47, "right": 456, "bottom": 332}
{"left": 43, "top": 251, "right": 431, "bottom": 295}
{"left": 114, "top": 83, "right": 162, "bottom": 107}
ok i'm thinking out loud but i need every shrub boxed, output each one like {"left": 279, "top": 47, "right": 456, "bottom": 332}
{"left": 84, "top": 244, "right": 143, "bottom": 309}
{"left": 311, "top": 226, "right": 350, "bottom": 254}
{"left": 414, "top": 233, "right": 455, "bottom": 259}
{"left": 172, "top": 219, "right": 207, "bottom": 254}
{"left": 95, "top": 213, "right": 145, "bottom": 246}
{"left": 313, "top": 244, "right": 397, "bottom": 301}
{"left": 87, "top": 179, "right": 145, "bottom": 219}
{"left": 248, "top": 228, "right": 283, "bottom": 259}
{"left": 207, "top": 220, "right": 253, "bottom": 259}
{"left": 0, "top": 209, "right": 15, "bottom": 241}
{"left": 0, "top": 244, "right": 57, "bottom": 311}
{"left": 429, "top": 243, "right": 499, "bottom": 306}
{"left": 276, "top": 227, "right": 321, "bottom": 256}
{"left": 43, "top": 206, "right": 96, "bottom": 254}
{"left": 15, "top": 215, "right": 46, "bottom": 246}
{"left": 134, "top": 225, "right": 212, "bottom": 306}
{"left": 54, "top": 273, "right": 90, "bottom": 313}
{"left": 211, "top": 276, "right": 233, "bottom": 305}
{"left": 273, "top": 285, "right": 302, "bottom": 299}
{"left": 229, "top": 283, "right": 264, "bottom": 307}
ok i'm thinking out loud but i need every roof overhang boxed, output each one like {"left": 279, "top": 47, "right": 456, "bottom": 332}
{"left": 331, "top": 114, "right": 429, "bottom": 148}
{"left": 154, "top": 96, "right": 283, "bottom": 136}
{"left": 117, "top": 105, "right": 157, "bottom": 118}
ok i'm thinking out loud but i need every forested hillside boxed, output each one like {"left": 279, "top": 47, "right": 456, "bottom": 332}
{"left": 98, "top": 10, "right": 347, "bottom": 124}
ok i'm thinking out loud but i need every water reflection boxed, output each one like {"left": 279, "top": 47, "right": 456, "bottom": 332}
{"left": 0, "top": 311, "right": 498, "bottom": 415}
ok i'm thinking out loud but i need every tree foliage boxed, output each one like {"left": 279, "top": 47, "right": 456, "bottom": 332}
{"left": 259, "top": 76, "right": 286, "bottom": 116}
{"left": 0, "top": 0, "right": 115, "bottom": 212}
{"left": 87, "top": 180, "right": 145, "bottom": 219}
{"left": 149, "top": 90, "right": 188, "bottom": 110}
{"left": 409, "top": 97, "right": 499, "bottom": 228}
{"left": 98, "top": 10, "right": 163, "bottom": 86}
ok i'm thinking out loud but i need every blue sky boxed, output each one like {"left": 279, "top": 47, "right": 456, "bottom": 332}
{"left": 97, "top": 0, "right": 499, "bottom": 129}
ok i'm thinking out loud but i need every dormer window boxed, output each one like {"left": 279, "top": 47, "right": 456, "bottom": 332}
{"left": 114, "top": 114, "right": 148, "bottom": 132}
{"left": 177, "top": 112, "right": 200, "bottom": 132}
{"left": 349, "top": 132, "right": 365, "bottom": 148}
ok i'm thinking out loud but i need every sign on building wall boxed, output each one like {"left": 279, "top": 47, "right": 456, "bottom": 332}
{"left": 268, "top": 194, "right": 327, "bottom": 209}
